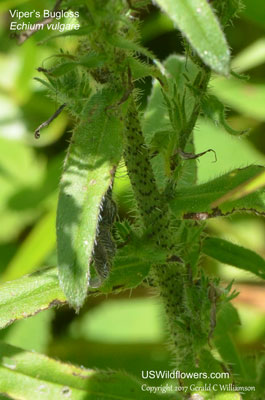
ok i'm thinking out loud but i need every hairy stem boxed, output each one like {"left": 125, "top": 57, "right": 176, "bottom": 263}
{"left": 124, "top": 99, "right": 171, "bottom": 243}
{"left": 123, "top": 98, "right": 201, "bottom": 369}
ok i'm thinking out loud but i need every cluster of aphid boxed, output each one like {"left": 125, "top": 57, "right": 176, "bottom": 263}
{"left": 92, "top": 186, "right": 117, "bottom": 284}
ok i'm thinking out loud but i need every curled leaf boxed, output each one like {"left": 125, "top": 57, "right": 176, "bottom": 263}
{"left": 202, "top": 94, "right": 249, "bottom": 136}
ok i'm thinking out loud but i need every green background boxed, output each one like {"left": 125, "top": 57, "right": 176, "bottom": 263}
{"left": 0, "top": 0, "right": 264, "bottom": 391}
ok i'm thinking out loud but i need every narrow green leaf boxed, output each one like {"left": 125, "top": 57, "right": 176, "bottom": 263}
{"left": 49, "top": 62, "right": 77, "bottom": 77}
{"left": 0, "top": 268, "right": 66, "bottom": 330}
{"left": 78, "top": 54, "right": 105, "bottom": 68}
{"left": 212, "top": 170, "right": 265, "bottom": 207}
{"left": 214, "top": 303, "right": 247, "bottom": 382}
{"left": 211, "top": 77, "right": 265, "bottom": 121}
{"left": 49, "top": 54, "right": 105, "bottom": 77}
{"left": 232, "top": 38, "right": 265, "bottom": 73}
{"left": 143, "top": 55, "right": 198, "bottom": 144}
{"left": 33, "top": 77, "right": 54, "bottom": 91}
{"left": 107, "top": 35, "right": 155, "bottom": 60}
{"left": 201, "top": 94, "right": 248, "bottom": 136}
{"left": 153, "top": 0, "right": 230, "bottom": 75}
{"left": 0, "top": 342, "right": 156, "bottom": 400}
{"left": 169, "top": 166, "right": 265, "bottom": 219}
{"left": 0, "top": 239, "right": 162, "bottom": 330}
{"left": 127, "top": 57, "right": 163, "bottom": 82}
{"left": 57, "top": 89, "right": 124, "bottom": 309}
{"left": 39, "top": 25, "right": 95, "bottom": 43}
{"left": 55, "top": 25, "right": 95, "bottom": 37}
{"left": 142, "top": 55, "right": 198, "bottom": 190}
{"left": 203, "top": 237, "right": 265, "bottom": 280}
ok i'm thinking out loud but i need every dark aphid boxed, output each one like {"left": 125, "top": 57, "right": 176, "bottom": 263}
{"left": 92, "top": 186, "right": 117, "bottom": 283}
{"left": 34, "top": 103, "right": 66, "bottom": 139}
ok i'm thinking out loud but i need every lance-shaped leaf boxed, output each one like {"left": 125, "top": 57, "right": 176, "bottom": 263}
{"left": 0, "top": 268, "right": 66, "bottom": 330}
{"left": 169, "top": 166, "right": 265, "bottom": 219}
{"left": 46, "top": 54, "right": 106, "bottom": 77}
{"left": 201, "top": 94, "right": 248, "bottom": 136}
{"left": 57, "top": 89, "right": 124, "bottom": 310}
{"left": 153, "top": 0, "right": 230, "bottom": 75}
{"left": 142, "top": 55, "right": 199, "bottom": 190}
{"left": 0, "top": 342, "right": 157, "bottom": 400}
{"left": 0, "top": 240, "right": 162, "bottom": 330}
{"left": 203, "top": 237, "right": 265, "bottom": 280}
{"left": 212, "top": 170, "right": 265, "bottom": 207}
{"left": 39, "top": 25, "right": 96, "bottom": 43}
{"left": 213, "top": 304, "right": 246, "bottom": 383}
{"left": 107, "top": 35, "right": 155, "bottom": 60}
{"left": 143, "top": 55, "right": 198, "bottom": 144}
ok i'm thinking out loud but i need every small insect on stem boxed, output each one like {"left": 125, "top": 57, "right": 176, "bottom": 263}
{"left": 37, "top": 67, "right": 49, "bottom": 73}
{"left": 34, "top": 103, "right": 66, "bottom": 139}
{"left": 177, "top": 148, "right": 217, "bottom": 163}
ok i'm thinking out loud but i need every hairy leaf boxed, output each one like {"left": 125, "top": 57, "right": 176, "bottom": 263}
{"left": 214, "top": 303, "right": 247, "bottom": 383}
{"left": 101, "top": 239, "right": 167, "bottom": 293}
{"left": 142, "top": 55, "right": 198, "bottom": 190}
{"left": 153, "top": 0, "right": 230, "bottom": 74}
{"left": 107, "top": 35, "right": 155, "bottom": 60}
{"left": 212, "top": 170, "right": 265, "bottom": 207}
{"left": 203, "top": 237, "right": 265, "bottom": 280}
{"left": 49, "top": 54, "right": 105, "bottom": 77}
{"left": 57, "top": 89, "right": 124, "bottom": 310}
{"left": 201, "top": 94, "right": 248, "bottom": 135}
{"left": 128, "top": 57, "right": 165, "bottom": 84}
{"left": 143, "top": 55, "right": 198, "bottom": 143}
{"left": 169, "top": 166, "right": 265, "bottom": 219}
{"left": 0, "top": 268, "right": 66, "bottom": 330}
{"left": 0, "top": 342, "right": 156, "bottom": 400}
{"left": 0, "top": 239, "right": 160, "bottom": 330}
{"left": 33, "top": 77, "right": 54, "bottom": 91}
{"left": 39, "top": 25, "right": 96, "bottom": 43}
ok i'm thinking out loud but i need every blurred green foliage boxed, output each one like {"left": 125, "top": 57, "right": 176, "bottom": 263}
{"left": 0, "top": 0, "right": 264, "bottom": 395}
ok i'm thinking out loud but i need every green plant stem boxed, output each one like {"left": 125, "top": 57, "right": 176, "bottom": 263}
{"left": 124, "top": 99, "right": 171, "bottom": 243}
{"left": 123, "top": 98, "right": 196, "bottom": 368}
